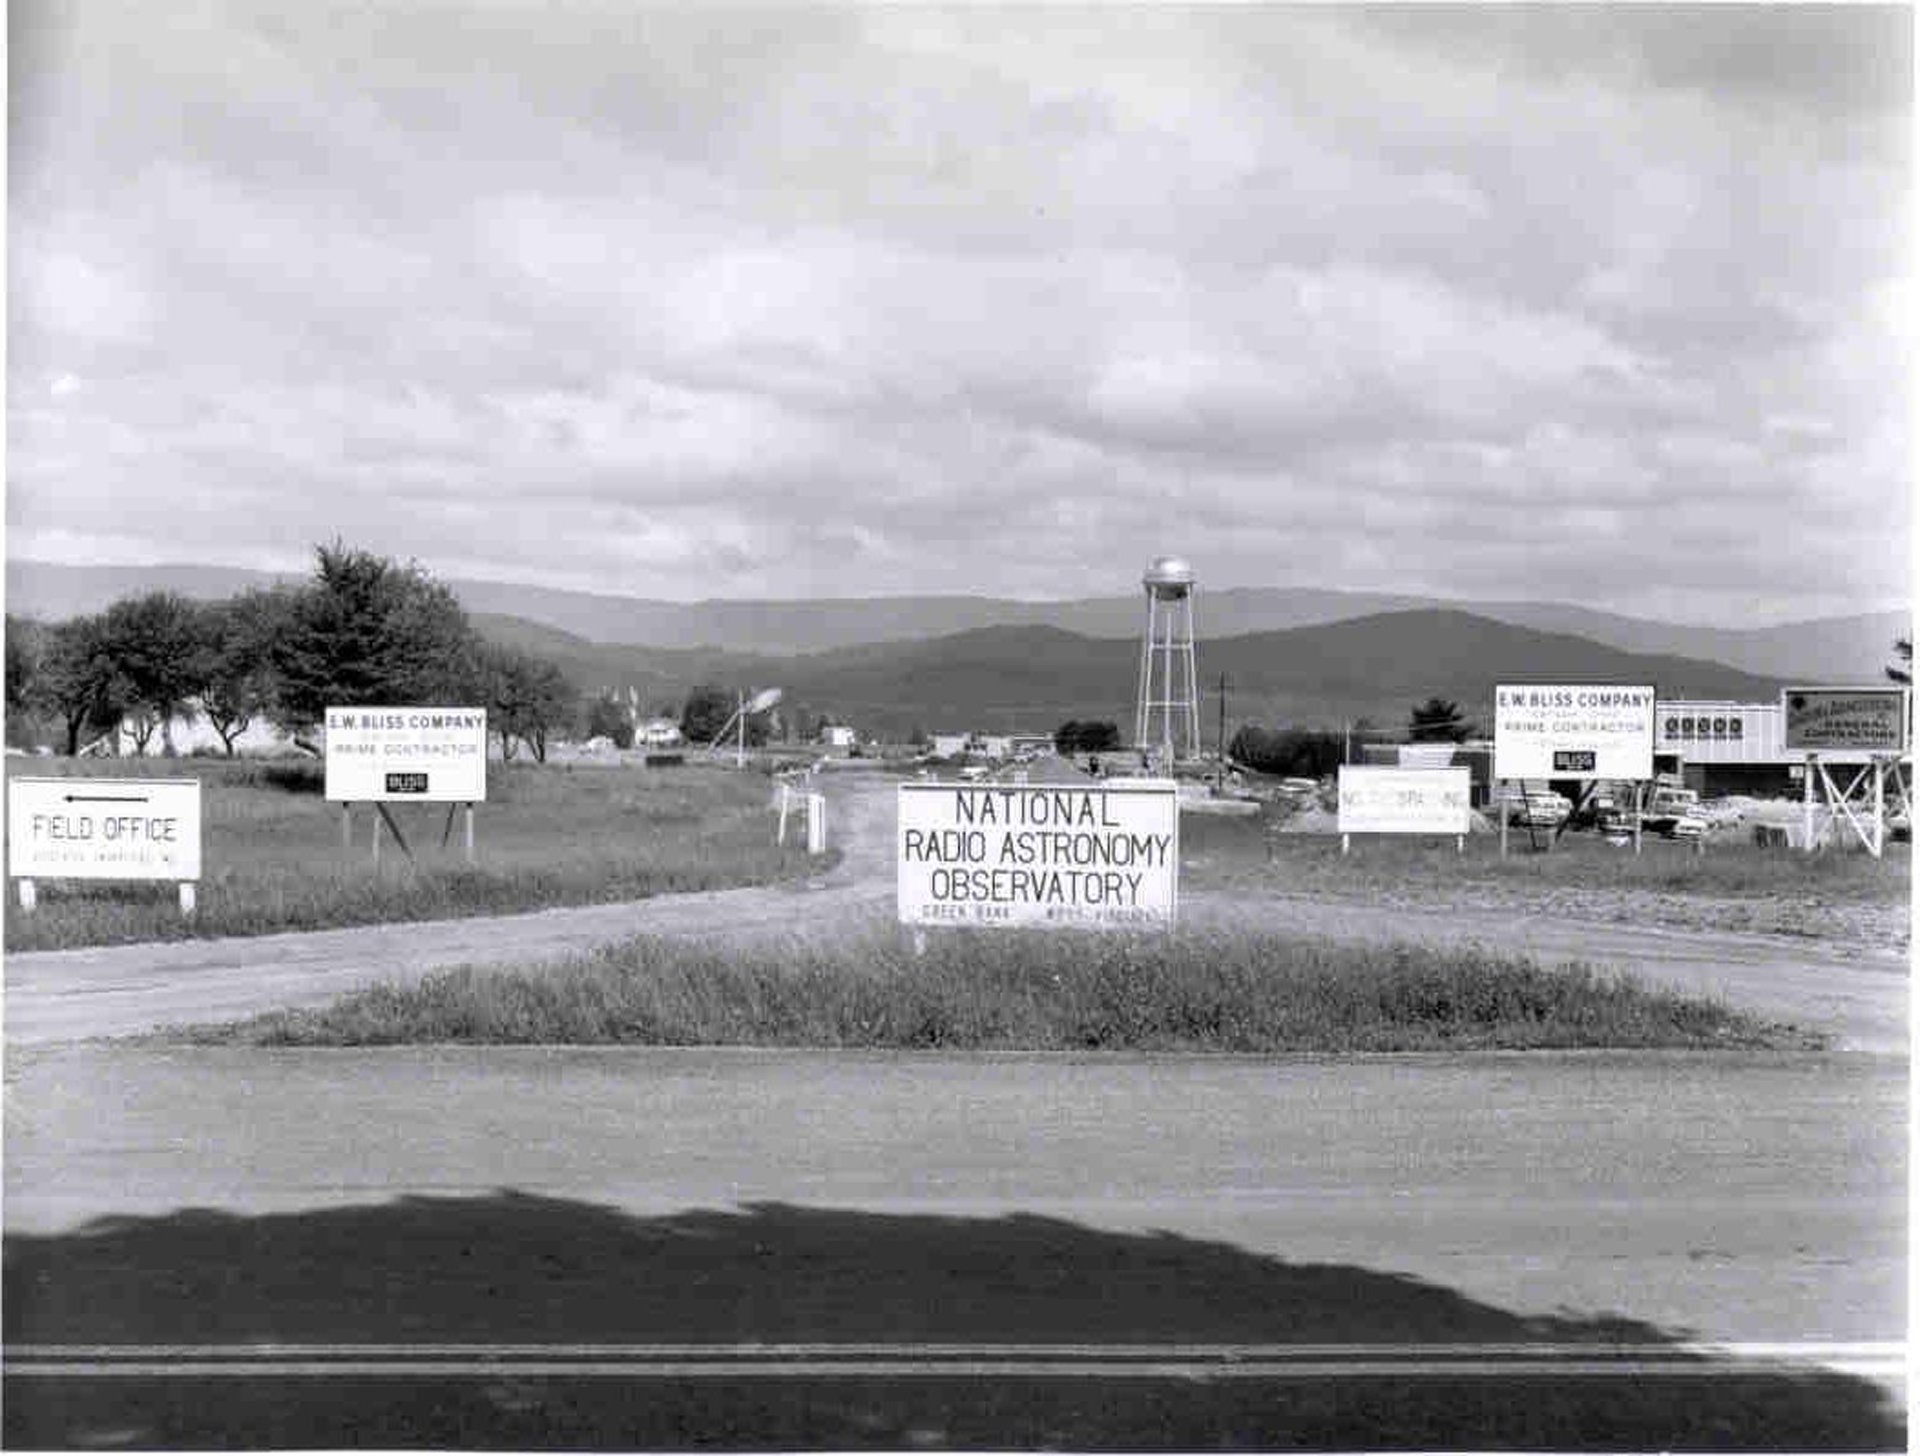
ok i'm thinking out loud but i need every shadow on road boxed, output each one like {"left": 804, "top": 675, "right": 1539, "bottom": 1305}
{"left": 5, "top": 1192, "right": 1902, "bottom": 1450}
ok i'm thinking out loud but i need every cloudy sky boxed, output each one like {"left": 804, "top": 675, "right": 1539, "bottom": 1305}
{"left": 8, "top": 3, "right": 1911, "bottom": 625}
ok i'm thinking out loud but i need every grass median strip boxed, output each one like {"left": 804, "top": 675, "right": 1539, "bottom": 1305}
{"left": 172, "top": 928, "right": 1813, "bottom": 1052}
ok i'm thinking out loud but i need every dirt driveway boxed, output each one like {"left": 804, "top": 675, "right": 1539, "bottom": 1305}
{"left": 4, "top": 770, "right": 1908, "bottom": 1051}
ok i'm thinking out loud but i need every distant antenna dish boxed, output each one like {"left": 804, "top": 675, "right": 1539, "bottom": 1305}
{"left": 747, "top": 687, "right": 784, "bottom": 714}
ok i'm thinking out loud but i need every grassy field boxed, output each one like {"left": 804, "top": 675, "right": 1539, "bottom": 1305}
{"left": 175, "top": 924, "right": 1810, "bottom": 1053}
{"left": 1178, "top": 808, "right": 1911, "bottom": 943}
{"left": 4, "top": 758, "right": 828, "bottom": 952}
{"left": 1183, "top": 806, "right": 1910, "bottom": 896}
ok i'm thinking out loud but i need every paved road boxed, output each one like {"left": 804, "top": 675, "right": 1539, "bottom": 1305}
{"left": 4, "top": 772, "right": 1908, "bottom": 1050}
{"left": 4, "top": 1044, "right": 1905, "bottom": 1445}
{"left": 7, "top": 1044, "right": 1903, "bottom": 1347}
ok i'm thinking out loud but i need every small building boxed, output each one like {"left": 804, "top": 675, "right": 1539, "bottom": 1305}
{"left": 818, "top": 724, "right": 857, "bottom": 750}
{"left": 929, "top": 733, "right": 972, "bottom": 760}
{"left": 1655, "top": 699, "right": 1888, "bottom": 797}
{"left": 112, "top": 709, "right": 292, "bottom": 758}
{"left": 638, "top": 719, "right": 684, "bottom": 748}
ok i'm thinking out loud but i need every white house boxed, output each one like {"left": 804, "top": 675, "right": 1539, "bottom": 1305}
{"left": 111, "top": 708, "right": 294, "bottom": 758}
{"left": 818, "top": 724, "right": 857, "bottom": 750}
{"left": 639, "top": 719, "right": 685, "bottom": 748}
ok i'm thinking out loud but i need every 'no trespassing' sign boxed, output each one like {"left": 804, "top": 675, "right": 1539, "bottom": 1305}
{"left": 898, "top": 781, "right": 1178, "bottom": 929}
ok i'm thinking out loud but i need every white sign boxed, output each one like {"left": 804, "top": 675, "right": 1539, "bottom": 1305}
{"left": 1782, "top": 687, "right": 1910, "bottom": 753}
{"left": 8, "top": 777, "right": 203, "bottom": 881}
{"left": 325, "top": 706, "right": 488, "bottom": 802}
{"left": 1338, "top": 766, "right": 1471, "bottom": 835}
{"left": 1493, "top": 685, "right": 1655, "bottom": 781}
{"left": 898, "top": 781, "right": 1178, "bottom": 929}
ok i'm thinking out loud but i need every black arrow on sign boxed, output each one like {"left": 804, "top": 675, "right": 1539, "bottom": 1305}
{"left": 65, "top": 794, "right": 149, "bottom": 803}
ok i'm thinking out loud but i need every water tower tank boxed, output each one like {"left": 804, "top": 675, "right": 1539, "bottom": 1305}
{"left": 1135, "top": 556, "right": 1201, "bottom": 765}
{"left": 1143, "top": 555, "right": 1196, "bottom": 601}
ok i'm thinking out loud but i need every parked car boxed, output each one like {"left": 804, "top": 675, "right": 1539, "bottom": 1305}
{"left": 1641, "top": 785, "right": 1708, "bottom": 839}
{"left": 1662, "top": 811, "right": 1709, "bottom": 840}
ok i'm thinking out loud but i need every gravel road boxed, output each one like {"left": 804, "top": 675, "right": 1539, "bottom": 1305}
{"left": 4, "top": 770, "right": 1908, "bottom": 1051}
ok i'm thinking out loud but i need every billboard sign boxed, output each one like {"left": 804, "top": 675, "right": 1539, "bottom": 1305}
{"left": 1494, "top": 685, "right": 1655, "bottom": 781}
{"left": 7, "top": 777, "right": 202, "bottom": 881}
{"left": 1782, "top": 688, "right": 1910, "bottom": 753}
{"left": 898, "top": 781, "right": 1178, "bottom": 929}
{"left": 1337, "top": 767, "right": 1471, "bottom": 836}
{"left": 325, "top": 707, "right": 488, "bottom": 802}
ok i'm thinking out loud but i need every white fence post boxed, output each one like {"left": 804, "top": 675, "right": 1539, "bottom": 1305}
{"left": 807, "top": 793, "right": 827, "bottom": 854}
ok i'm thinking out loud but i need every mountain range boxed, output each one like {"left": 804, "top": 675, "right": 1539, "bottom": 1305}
{"left": 7, "top": 558, "right": 1908, "bottom": 684}
{"left": 464, "top": 609, "right": 1791, "bottom": 742}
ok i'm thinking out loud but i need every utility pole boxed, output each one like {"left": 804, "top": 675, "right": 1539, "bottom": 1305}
{"left": 1216, "top": 673, "right": 1230, "bottom": 789}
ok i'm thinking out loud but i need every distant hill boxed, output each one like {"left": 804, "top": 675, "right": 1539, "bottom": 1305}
{"left": 8, "top": 558, "right": 1905, "bottom": 682}
{"left": 465, "top": 609, "right": 1788, "bottom": 741}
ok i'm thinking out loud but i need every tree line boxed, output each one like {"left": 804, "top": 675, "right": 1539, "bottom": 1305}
{"left": 7, "top": 544, "right": 577, "bottom": 761}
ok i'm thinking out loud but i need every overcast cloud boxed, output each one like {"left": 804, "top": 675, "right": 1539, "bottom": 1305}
{"left": 8, "top": 3, "right": 1910, "bottom": 625}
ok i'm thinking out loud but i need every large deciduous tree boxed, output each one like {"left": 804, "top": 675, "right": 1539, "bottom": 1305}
{"left": 270, "top": 543, "right": 480, "bottom": 734}
{"left": 583, "top": 691, "right": 636, "bottom": 749}
{"left": 6, "top": 615, "right": 44, "bottom": 719}
{"left": 1055, "top": 720, "right": 1121, "bottom": 754}
{"left": 99, "top": 591, "right": 210, "bottom": 755}
{"left": 476, "top": 642, "right": 576, "bottom": 763}
{"left": 679, "top": 684, "right": 767, "bottom": 748}
{"left": 200, "top": 589, "right": 289, "bottom": 755}
{"left": 1228, "top": 725, "right": 1343, "bottom": 778}
{"left": 39, "top": 614, "right": 131, "bottom": 756}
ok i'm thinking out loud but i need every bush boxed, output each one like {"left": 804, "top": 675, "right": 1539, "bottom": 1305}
{"left": 1229, "top": 726, "right": 1343, "bottom": 778}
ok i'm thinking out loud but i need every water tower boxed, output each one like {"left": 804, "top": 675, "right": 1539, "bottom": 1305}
{"left": 1134, "top": 555, "right": 1200, "bottom": 766}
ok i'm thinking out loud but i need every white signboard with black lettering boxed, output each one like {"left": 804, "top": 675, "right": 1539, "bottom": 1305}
{"left": 1494, "top": 685, "right": 1655, "bottom": 781}
{"left": 325, "top": 707, "right": 488, "bottom": 802}
{"left": 898, "top": 781, "right": 1178, "bottom": 929}
{"left": 1337, "top": 766, "right": 1471, "bottom": 836}
{"left": 8, "top": 777, "right": 202, "bottom": 881}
